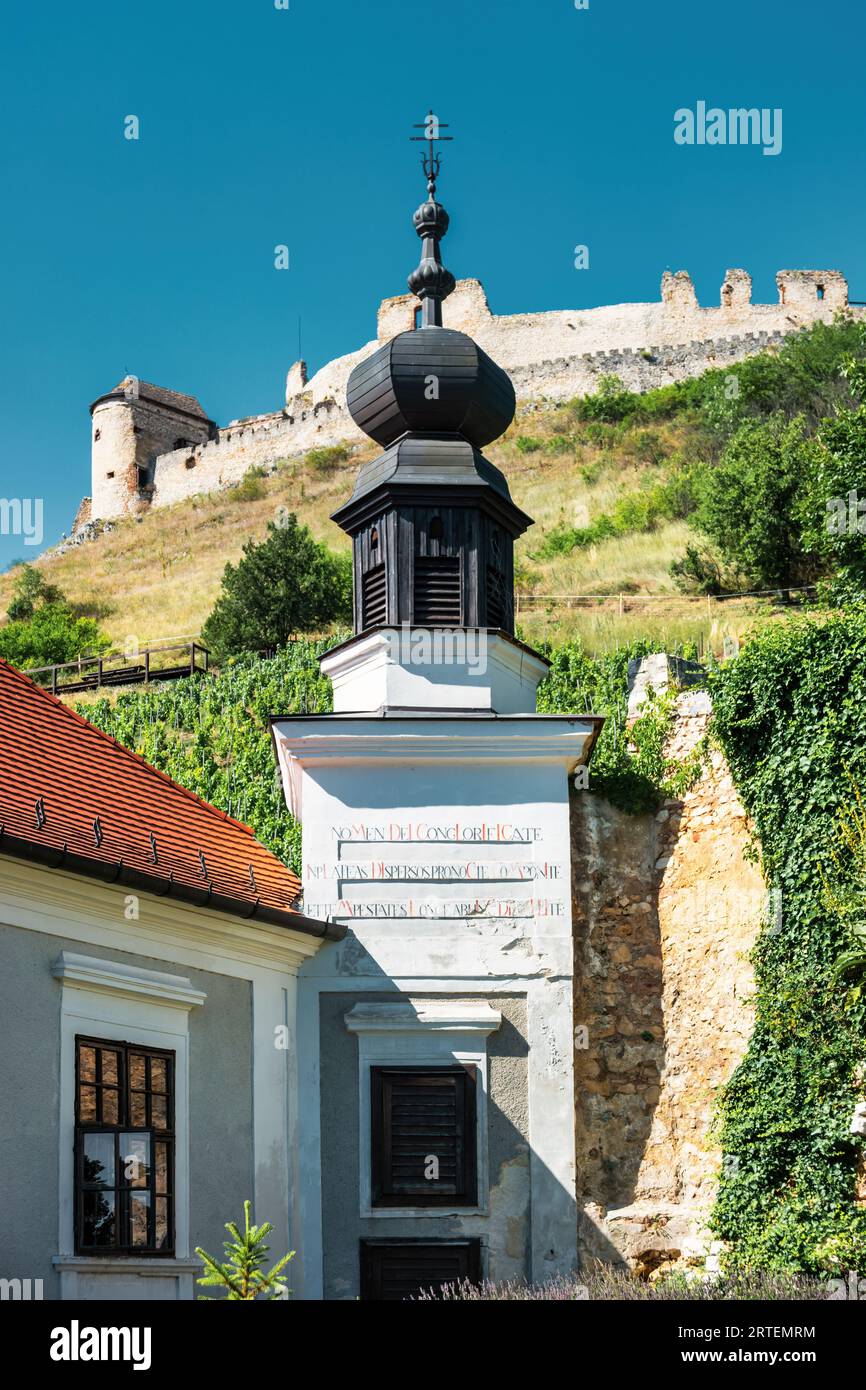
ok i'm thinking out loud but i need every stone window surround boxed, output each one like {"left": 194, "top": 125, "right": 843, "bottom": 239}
{"left": 51, "top": 952, "right": 206, "bottom": 1294}
{"left": 344, "top": 999, "right": 501, "bottom": 1219}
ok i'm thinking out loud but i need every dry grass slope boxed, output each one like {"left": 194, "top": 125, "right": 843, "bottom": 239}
{"left": 0, "top": 401, "right": 792, "bottom": 659}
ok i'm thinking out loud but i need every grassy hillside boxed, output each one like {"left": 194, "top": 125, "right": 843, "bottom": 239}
{"left": 4, "top": 317, "right": 862, "bottom": 660}
{"left": 0, "top": 398, "right": 778, "bottom": 660}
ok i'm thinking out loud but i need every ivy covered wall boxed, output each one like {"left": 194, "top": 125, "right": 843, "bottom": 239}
{"left": 710, "top": 611, "right": 866, "bottom": 1273}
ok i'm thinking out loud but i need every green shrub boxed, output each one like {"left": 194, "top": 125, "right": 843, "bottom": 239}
{"left": 581, "top": 421, "right": 622, "bottom": 449}
{"left": 0, "top": 604, "right": 107, "bottom": 669}
{"left": 306, "top": 444, "right": 350, "bottom": 473}
{"left": 575, "top": 374, "right": 636, "bottom": 423}
{"left": 0, "top": 566, "right": 107, "bottom": 669}
{"left": 565, "top": 320, "right": 866, "bottom": 444}
{"left": 543, "top": 434, "right": 576, "bottom": 455}
{"left": 625, "top": 429, "right": 667, "bottom": 466}
{"left": 692, "top": 415, "right": 819, "bottom": 589}
{"left": 5, "top": 564, "right": 63, "bottom": 621}
{"left": 536, "top": 638, "right": 704, "bottom": 813}
{"left": 535, "top": 469, "right": 699, "bottom": 559}
{"left": 669, "top": 545, "right": 724, "bottom": 595}
{"left": 232, "top": 467, "right": 268, "bottom": 502}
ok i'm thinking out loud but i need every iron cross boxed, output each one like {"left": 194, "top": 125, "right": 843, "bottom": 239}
{"left": 410, "top": 110, "right": 453, "bottom": 197}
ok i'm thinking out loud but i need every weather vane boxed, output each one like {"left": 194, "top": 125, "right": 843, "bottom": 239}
{"left": 410, "top": 110, "right": 453, "bottom": 198}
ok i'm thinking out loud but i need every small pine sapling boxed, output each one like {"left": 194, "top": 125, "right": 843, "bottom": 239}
{"left": 195, "top": 1200, "right": 294, "bottom": 1300}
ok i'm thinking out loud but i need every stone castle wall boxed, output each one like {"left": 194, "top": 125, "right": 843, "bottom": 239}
{"left": 85, "top": 266, "right": 862, "bottom": 524}
{"left": 149, "top": 398, "right": 364, "bottom": 511}
{"left": 572, "top": 686, "right": 764, "bottom": 1275}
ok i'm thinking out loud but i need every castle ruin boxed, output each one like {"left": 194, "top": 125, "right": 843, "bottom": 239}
{"left": 83, "top": 267, "right": 858, "bottom": 526}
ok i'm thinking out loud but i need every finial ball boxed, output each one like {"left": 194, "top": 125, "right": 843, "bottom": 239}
{"left": 413, "top": 199, "right": 450, "bottom": 239}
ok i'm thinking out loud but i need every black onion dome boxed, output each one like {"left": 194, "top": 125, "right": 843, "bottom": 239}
{"left": 336, "top": 434, "right": 518, "bottom": 512}
{"left": 346, "top": 326, "right": 516, "bottom": 449}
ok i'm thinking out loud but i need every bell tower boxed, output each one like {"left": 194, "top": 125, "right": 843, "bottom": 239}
{"left": 271, "top": 120, "right": 602, "bottom": 1298}
{"left": 326, "top": 118, "right": 545, "bottom": 714}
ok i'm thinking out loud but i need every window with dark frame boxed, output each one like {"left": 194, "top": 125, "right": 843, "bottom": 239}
{"left": 371, "top": 1065, "right": 477, "bottom": 1207}
{"left": 75, "top": 1037, "right": 175, "bottom": 1256}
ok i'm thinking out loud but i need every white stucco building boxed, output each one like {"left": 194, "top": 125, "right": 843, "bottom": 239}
{"left": 0, "top": 657, "right": 341, "bottom": 1301}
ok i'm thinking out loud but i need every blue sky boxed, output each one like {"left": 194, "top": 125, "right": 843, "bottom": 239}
{"left": 1, "top": 0, "right": 864, "bottom": 568}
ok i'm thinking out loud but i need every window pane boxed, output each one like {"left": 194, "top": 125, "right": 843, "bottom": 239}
{"left": 79, "top": 1085, "right": 97, "bottom": 1122}
{"left": 155, "top": 1197, "right": 169, "bottom": 1250}
{"left": 120, "top": 1133, "right": 151, "bottom": 1189}
{"left": 82, "top": 1191, "right": 115, "bottom": 1247}
{"left": 155, "top": 1143, "right": 169, "bottom": 1195}
{"left": 101, "top": 1050, "right": 119, "bottom": 1084}
{"left": 129, "top": 1192, "right": 151, "bottom": 1248}
{"left": 100, "top": 1087, "right": 119, "bottom": 1125}
{"left": 75, "top": 1041, "right": 175, "bottom": 1254}
{"left": 81, "top": 1132, "right": 115, "bottom": 1187}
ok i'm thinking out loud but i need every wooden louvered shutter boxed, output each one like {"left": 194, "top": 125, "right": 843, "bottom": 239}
{"left": 371, "top": 1066, "right": 477, "bottom": 1207}
{"left": 361, "top": 563, "right": 387, "bottom": 627}
{"left": 413, "top": 556, "right": 461, "bottom": 625}
{"left": 360, "top": 1238, "right": 482, "bottom": 1301}
{"left": 486, "top": 565, "right": 506, "bottom": 628}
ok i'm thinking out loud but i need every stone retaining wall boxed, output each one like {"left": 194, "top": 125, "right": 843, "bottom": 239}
{"left": 572, "top": 685, "right": 764, "bottom": 1275}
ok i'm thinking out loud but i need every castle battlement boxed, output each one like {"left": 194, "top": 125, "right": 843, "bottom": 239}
{"left": 83, "top": 268, "right": 860, "bottom": 525}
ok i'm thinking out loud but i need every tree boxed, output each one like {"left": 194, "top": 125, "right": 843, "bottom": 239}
{"left": 692, "top": 415, "right": 818, "bottom": 590}
{"left": 1, "top": 564, "right": 107, "bottom": 669}
{"left": 196, "top": 1200, "right": 294, "bottom": 1300}
{"left": 0, "top": 604, "right": 106, "bottom": 669}
{"left": 201, "top": 516, "right": 352, "bottom": 660}
{"left": 797, "top": 351, "right": 866, "bottom": 600}
{"left": 6, "top": 564, "right": 63, "bottom": 621}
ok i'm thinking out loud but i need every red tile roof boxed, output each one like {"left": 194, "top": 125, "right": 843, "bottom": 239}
{"left": 0, "top": 659, "right": 340, "bottom": 939}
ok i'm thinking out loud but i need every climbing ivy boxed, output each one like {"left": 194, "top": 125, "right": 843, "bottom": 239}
{"left": 709, "top": 610, "right": 866, "bottom": 1273}
{"left": 536, "top": 638, "right": 706, "bottom": 812}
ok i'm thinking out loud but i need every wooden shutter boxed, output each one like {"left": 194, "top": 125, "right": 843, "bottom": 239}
{"left": 413, "top": 556, "right": 461, "bottom": 625}
{"left": 360, "top": 1238, "right": 482, "bottom": 1301}
{"left": 371, "top": 1065, "right": 477, "bottom": 1207}
{"left": 361, "top": 563, "right": 387, "bottom": 627}
{"left": 486, "top": 565, "right": 506, "bottom": 628}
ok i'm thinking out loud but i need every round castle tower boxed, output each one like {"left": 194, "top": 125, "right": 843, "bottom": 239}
{"left": 90, "top": 378, "right": 214, "bottom": 521}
